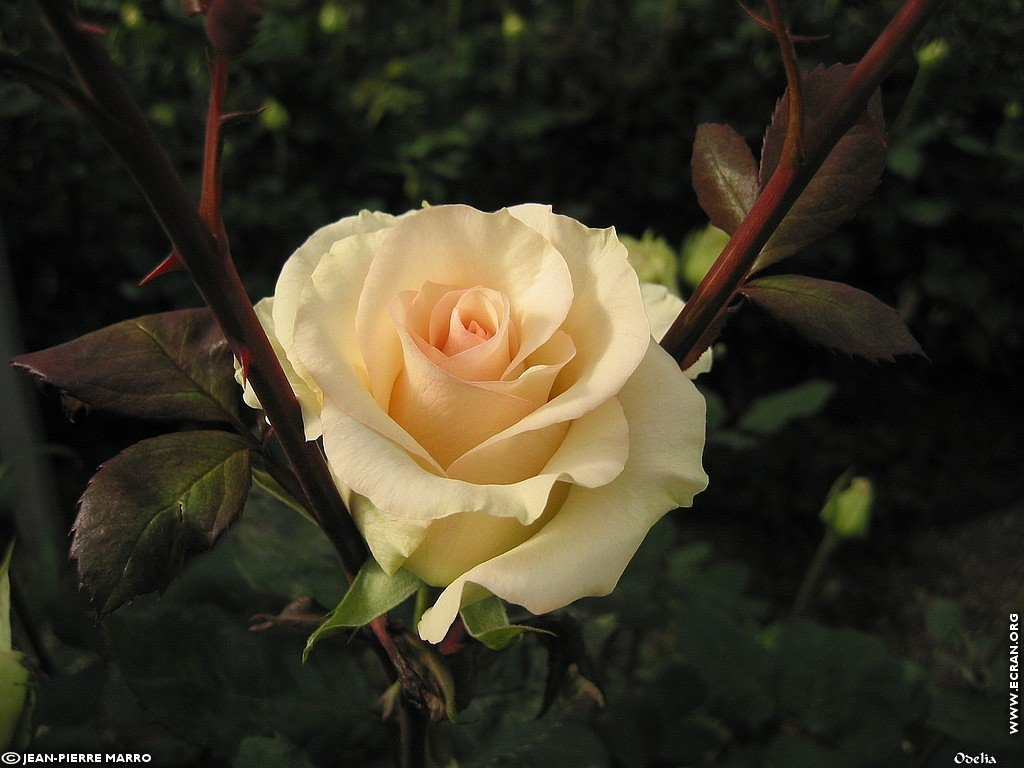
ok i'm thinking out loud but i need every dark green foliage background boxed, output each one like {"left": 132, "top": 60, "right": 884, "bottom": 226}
{"left": 1, "top": 0, "right": 1022, "bottom": 765}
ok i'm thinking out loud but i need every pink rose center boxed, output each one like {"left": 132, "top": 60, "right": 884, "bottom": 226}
{"left": 437, "top": 290, "right": 501, "bottom": 356}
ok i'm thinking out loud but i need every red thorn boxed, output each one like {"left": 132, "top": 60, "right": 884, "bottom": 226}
{"left": 238, "top": 345, "right": 252, "bottom": 382}
{"left": 220, "top": 107, "right": 267, "bottom": 128}
{"left": 738, "top": 2, "right": 776, "bottom": 33}
{"left": 72, "top": 17, "right": 107, "bottom": 36}
{"left": 139, "top": 250, "right": 185, "bottom": 285}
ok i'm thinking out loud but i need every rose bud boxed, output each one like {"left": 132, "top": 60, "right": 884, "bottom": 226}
{"left": 204, "top": 0, "right": 262, "bottom": 58}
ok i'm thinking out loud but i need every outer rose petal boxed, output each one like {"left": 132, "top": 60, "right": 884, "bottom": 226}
{"left": 640, "top": 282, "right": 712, "bottom": 380}
{"left": 234, "top": 297, "right": 323, "bottom": 438}
{"left": 317, "top": 389, "right": 628, "bottom": 526}
{"left": 491, "top": 204, "right": 650, "bottom": 437}
{"left": 270, "top": 210, "right": 399, "bottom": 438}
{"left": 416, "top": 341, "right": 708, "bottom": 643}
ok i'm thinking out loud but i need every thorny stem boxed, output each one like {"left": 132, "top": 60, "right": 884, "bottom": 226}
{"left": 0, "top": 50, "right": 116, "bottom": 130}
{"left": 766, "top": 0, "right": 804, "bottom": 167}
{"left": 662, "top": 0, "right": 945, "bottom": 368}
{"left": 30, "top": 0, "right": 367, "bottom": 578}
{"left": 27, "top": 3, "right": 437, "bottom": 757}
{"left": 199, "top": 52, "right": 230, "bottom": 244}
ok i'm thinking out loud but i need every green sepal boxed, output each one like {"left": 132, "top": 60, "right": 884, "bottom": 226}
{"left": 303, "top": 560, "right": 422, "bottom": 661}
{"left": 460, "top": 596, "right": 552, "bottom": 651}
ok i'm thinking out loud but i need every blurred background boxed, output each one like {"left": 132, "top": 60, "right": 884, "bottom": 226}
{"left": 1, "top": 0, "right": 1022, "bottom": 765}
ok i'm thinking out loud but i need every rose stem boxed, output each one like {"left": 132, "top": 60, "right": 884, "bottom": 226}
{"left": 29, "top": 0, "right": 368, "bottom": 580}
{"left": 661, "top": 0, "right": 945, "bottom": 370}
{"left": 29, "top": 2, "right": 442, "bottom": 742}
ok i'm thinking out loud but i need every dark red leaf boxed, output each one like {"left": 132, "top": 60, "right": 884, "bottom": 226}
{"left": 72, "top": 430, "right": 251, "bottom": 614}
{"left": 741, "top": 275, "right": 923, "bottom": 362}
{"left": 691, "top": 123, "right": 759, "bottom": 235}
{"left": 755, "top": 64, "right": 887, "bottom": 271}
{"left": 12, "top": 308, "right": 239, "bottom": 424}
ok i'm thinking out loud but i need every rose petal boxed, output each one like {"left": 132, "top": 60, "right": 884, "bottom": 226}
{"left": 318, "top": 386, "right": 628, "bottom": 525}
{"left": 640, "top": 281, "right": 712, "bottom": 379}
{"left": 416, "top": 341, "right": 708, "bottom": 643}
{"left": 355, "top": 206, "right": 573, "bottom": 412}
{"left": 447, "top": 392, "right": 627, "bottom": 487}
{"left": 236, "top": 297, "right": 324, "bottom": 439}
{"left": 346, "top": 490, "right": 431, "bottom": 576}
{"left": 267, "top": 210, "right": 399, "bottom": 438}
{"left": 402, "top": 484, "right": 571, "bottom": 586}
{"left": 468, "top": 204, "right": 651, "bottom": 439}
{"left": 295, "top": 229, "right": 442, "bottom": 471}
{"left": 396, "top": 285, "right": 515, "bottom": 383}
{"left": 388, "top": 317, "right": 537, "bottom": 469}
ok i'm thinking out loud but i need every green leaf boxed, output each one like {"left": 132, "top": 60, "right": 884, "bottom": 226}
{"left": 0, "top": 543, "right": 29, "bottom": 751}
{"left": 461, "top": 596, "right": 525, "bottom": 651}
{"left": 755, "top": 64, "right": 887, "bottom": 271}
{"left": 0, "top": 543, "right": 13, "bottom": 653}
{"left": 741, "top": 275, "right": 924, "bottom": 361}
{"left": 12, "top": 309, "right": 239, "bottom": 424}
{"left": 738, "top": 379, "right": 836, "bottom": 435}
{"left": 71, "top": 431, "right": 252, "bottom": 614}
{"left": 303, "top": 560, "right": 422, "bottom": 660}
{"left": 691, "top": 123, "right": 759, "bottom": 235}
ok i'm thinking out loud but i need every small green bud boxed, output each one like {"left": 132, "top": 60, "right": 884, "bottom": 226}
{"left": 820, "top": 475, "right": 873, "bottom": 539}
{"left": 680, "top": 224, "right": 729, "bottom": 289}
{"left": 259, "top": 99, "right": 289, "bottom": 132}
{"left": 149, "top": 103, "right": 176, "bottom": 127}
{"left": 620, "top": 230, "right": 680, "bottom": 296}
{"left": 318, "top": 3, "right": 349, "bottom": 34}
{"left": 502, "top": 11, "right": 526, "bottom": 40}
{"left": 120, "top": 4, "right": 143, "bottom": 29}
{"left": 915, "top": 39, "right": 949, "bottom": 70}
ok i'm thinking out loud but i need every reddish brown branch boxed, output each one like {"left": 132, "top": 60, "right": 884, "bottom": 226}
{"left": 662, "top": 0, "right": 944, "bottom": 368}
{"left": 199, "top": 52, "right": 229, "bottom": 245}
{"left": 32, "top": 0, "right": 367, "bottom": 577}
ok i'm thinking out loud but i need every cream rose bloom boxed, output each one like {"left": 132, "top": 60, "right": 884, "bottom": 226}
{"left": 241, "top": 204, "right": 708, "bottom": 643}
